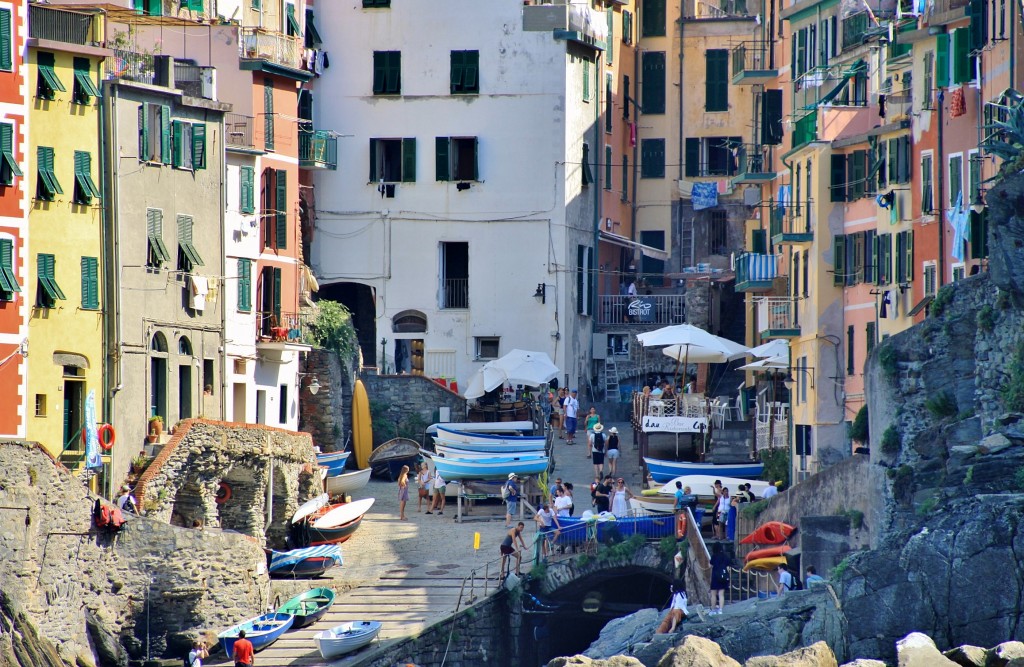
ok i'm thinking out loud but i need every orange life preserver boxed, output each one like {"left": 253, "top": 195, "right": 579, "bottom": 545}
{"left": 215, "top": 482, "right": 232, "bottom": 504}
{"left": 675, "top": 512, "right": 688, "bottom": 539}
{"left": 97, "top": 424, "right": 115, "bottom": 451}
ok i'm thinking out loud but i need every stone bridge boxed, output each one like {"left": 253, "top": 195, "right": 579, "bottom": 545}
{"left": 533, "top": 543, "right": 673, "bottom": 596}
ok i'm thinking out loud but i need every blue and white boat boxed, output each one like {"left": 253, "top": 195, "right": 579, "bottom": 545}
{"left": 432, "top": 438, "right": 546, "bottom": 454}
{"left": 433, "top": 444, "right": 546, "bottom": 460}
{"left": 317, "top": 450, "right": 351, "bottom": 476}
{"left": 218, "top": 612, "right": 294, "bottom": 655}
{"left": 437, "top": 425, "right": 546, "bottom": 447}
{"left": 426, "top": 452, "right": 549, "bottom": 480}
{"left": 643, "top": 457, "right": 764, "bottom": 484}
{"left": 267, "top": 544, "right": 343, "bottom": 578}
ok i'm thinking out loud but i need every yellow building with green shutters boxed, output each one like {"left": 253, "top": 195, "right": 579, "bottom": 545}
{"left": 26, "top": 4, "right": 110, "bottom": 484}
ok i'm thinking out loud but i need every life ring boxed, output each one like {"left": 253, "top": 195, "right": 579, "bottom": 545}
{"left": 675, "top": 512, "right": 688, "bottom": 540}
{"left": 97, "top": 424, "right": 115, "bottom": 451}
{"left": 216, "top": 482, "right": 232, "bottom": 504}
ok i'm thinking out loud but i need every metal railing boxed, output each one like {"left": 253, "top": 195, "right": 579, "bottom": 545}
{"left": 257, "top": 310, "right": 309, "bottom": 342}
{"left": 440, "top": 278, "right": 469, "bottom": 309}
{"left": 769, "top": 202, "right": 812, "bottom": 239}
{"left": 884, "top": 88, "right": 912, "bottom": 119}
{"left": 632, "top": 392, "right": 713, "bottom": 420}
{"left": 684, "top": 0, "right": 750, "bottom": 18}
{"left": 754, "top": 297, "right": 799, "bottom": 333}
{"left": 755, "top": 402, "right": 789, "bottom": 451}
{"left": 109, "top": 49, "right": 156, "bottom": 85}
{"left": 735, "top": 253, "right": 778, "bottom": 286}
{"left": 792, "top": 110, "right": 817, "bottom": 148}
{"left": 597, "top": 294, "right": 686, "bottom": 325}
{"left": 225, "top": 113, "right": 255, "bottom": 150}
{"left": 299, "top": 128, "right": 338, "bottom": 170}
{"left": 841, "top": 12, "right": 870, "bottom": 50}
{"left": 731, "top": 41, "right": 773, "bottom": 77}
{"left": 29, "top": 4, "right": 95, "bottom": 45}
{"left": 734, "top": 145, "right": 772, "bottom": 177}
{"left": 239, "top": 27, "right": 303, "bottom": 71}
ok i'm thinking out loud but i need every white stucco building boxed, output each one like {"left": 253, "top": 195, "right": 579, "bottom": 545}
{"left": 312, "top": 0, "right": 610, "bottom": 393}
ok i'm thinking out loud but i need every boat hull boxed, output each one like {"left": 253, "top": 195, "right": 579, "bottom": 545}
{"left": 314, "top": 621, "right": 383, "bottom": 659}
{"left": 301, "top": 514, "right": 364, "bottom": 547}
{"left": 655, "top": 475, "right": 774, "bottom": 499}
{"left": 317, "top": 451, "right": 351, "bottom": 477}
{"left": 428, "top": 453, "right": 550, "bottom": 480}
{"left": 643, "top": 457, "right": 764, "bottom": 484}
{"left": 218, "top": 612, "right": 294, "bottom": 655}
{"left": 434, "top": 444, "right": 547, "bottom": 460}
{"left": 432, "top": 437, "right": 546, "bottom": 453}
{"left": 325, "top": 468, "right": 372, "bottom": 496}
{"left": 369, "top": 438, "right": 421, "bottom": 481}
{"left": 277, "top": 587, "right": 336, "bottom": 629}
{"left": 269, "top": 557, "right": 337, "bottom": 578}
{"left": 437, "top": 425, "right": 545, "bottom": 447}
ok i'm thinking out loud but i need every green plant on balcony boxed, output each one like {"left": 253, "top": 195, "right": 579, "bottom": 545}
{"left": 983, "top": 89, "right": 1024, "bottom": 183}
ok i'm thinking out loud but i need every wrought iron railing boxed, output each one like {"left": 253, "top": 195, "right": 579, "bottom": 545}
{"left": 257, "top": 310, "right": 309, "bottom": 342}
{"left": 109, "top": 49, "right": 156, "bottom": 85}
{"left": 769, "top": 202, "right": 812, "bottom": 239}
{"left": 596, "top": 294, "right": 686, "bottom": 325}
{"left": 731, "top": 41, "right": 773, "bottom": 76}
{"left": 441, "top": 278, "right": 469, "bottom": 309}
{"left": 239, "top": 27, "right": 303, "bottom": 71}
{"left": 29, "top": 4, "right": 94, "bottom": 45}
{"left": 299, "top": 127, "right": 338, "bottom": 170}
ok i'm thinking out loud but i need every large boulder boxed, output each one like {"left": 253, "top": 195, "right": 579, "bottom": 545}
{"left": 896, "top": 633, "right": 957, "bottom": 667}
{"left": 986, "top": 172, "right": 1024, "bottom": 296}
{"left": 0, "top": 591, "right": 66, "bottom": 667}
{"left": 583, "top": 609, "right": 659, "bottom": 659}
{"left": 548, "top": 657, "right": 646, "bottom": 667}
{"left": 744, "top": 641, "right": 838, "bottom": 667}
{"left": 656, "top": 636, "right": 741, "bottom": 667}
{"left": 942, "top": 644, "right": 987, "bottom": 667}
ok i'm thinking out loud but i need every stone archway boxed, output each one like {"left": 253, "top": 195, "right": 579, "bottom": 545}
{"left": 266, "top": 464, "right": 291, "bottom": 549}
{"left": 170, "top": 481, "right": 205, "bottom": 528}
{"left": 216, "top": 466, "right": 263, "bottom": 538}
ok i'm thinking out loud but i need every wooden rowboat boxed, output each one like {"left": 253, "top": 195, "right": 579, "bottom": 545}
{"left": 277, "top": 587, "right": 336, "bottom": 629}
{"left": 368, "top": 438, "right": 420, "bottom": 481}
{"left": 292, "top": 498, "right": 375, "bottom": 547}
{"left": 314, "top": 620, "right": 382, "bottom": 659}
{"left": 325, "top": 468, "right": 372, "bottom": 497}
{"left": 267, "top": 544, "right": 342, "bottom": 579}
{"left": 218, "top": 612, "right": 294, "bottom": 655}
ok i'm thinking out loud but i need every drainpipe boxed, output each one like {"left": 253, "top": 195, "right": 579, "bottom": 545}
{"left": 593, "top": 49, "right": 603, "bottom": 392}
{"left": 100, "top": 81, "right": 121, "bottom": 500}
{"left": 936, "top": 89, "right": 945, "bottom": 288}
{"left": 630, "top": 52, "right": 640, "bottom": 246}
{"left": 218, "top": 110, "right": 228, "bottom": 420}
{"left": 678, "top": 19, "right": 685, "bottom": 182}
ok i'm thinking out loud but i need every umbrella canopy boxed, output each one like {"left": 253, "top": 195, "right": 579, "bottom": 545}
{"left": 747, "top": 339, "right": 789, "bottom": 359}
{"left": 737, "top": 356, "right": 789, "bottom": 371}
{"left": 463, "top": 349, "right": 559, "bottom": 399}
{"left": 661, "top": 336, "right": 749, "bottom": 364}
{"left": 636, "top": 323, "right": 739, "bottom": 349}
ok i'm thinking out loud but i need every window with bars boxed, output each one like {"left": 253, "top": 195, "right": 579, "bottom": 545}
{"left": 37, "top": 253, "right": 66, "bottom": 309}
{"left": 373, "top": 51, "right": 401, "bottom": 95}
{"left": 709, "top": 211, "right": 728, "bottom": 256}
{"left": 146, "top": 208, "right": 171, "bottom": 268}
{"left": 37, "top": 147, "right": 61, "bottom": 201}
{"left": 37, "top": 52, "right": 64, "bottom": 100}
{"left": 73, "top": 151, "right": 100, "bottom": 205}
{"left": 450, "top": 50, "right": 479, "bottom": 95}
{"left": 0, "top": 238, "right": 20, "bottom": 300}
{"left": 80, "top": 256, "right": 99, "bottom": 310}
{"left": 177, "top": 215, "right": 204, "bottom": 273}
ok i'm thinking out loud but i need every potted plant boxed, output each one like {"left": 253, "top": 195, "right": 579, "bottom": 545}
{"left": 148, "top": 416, "right": 164, "bottom": 441}
{"left": 131, "top": 452, "right": 149, "bottom": 474}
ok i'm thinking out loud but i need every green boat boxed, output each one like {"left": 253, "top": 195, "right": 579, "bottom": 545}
{"left": 277, "top": 587, "right": 336, "bottom": 629}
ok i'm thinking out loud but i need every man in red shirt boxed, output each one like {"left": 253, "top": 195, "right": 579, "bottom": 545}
{"left": 232, "top": 629, "right": 254, "bottom": 667}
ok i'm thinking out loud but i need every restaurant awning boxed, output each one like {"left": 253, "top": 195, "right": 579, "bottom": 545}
{"left": 598, "top": 230, "right": 669, "bottom": 261}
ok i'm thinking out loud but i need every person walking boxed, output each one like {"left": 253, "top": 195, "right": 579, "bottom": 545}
{"left": 426, "top": 468, "right": 446, "bottom": 515}
{"left": 584, "top": 407, "right": 601, "bottom": 457}
{"left": 117, "top": 485, "right": 138, "bottom": 514}
{"left": 500, "top": 522, "right": 528, "bottom": 576}
{"left": 504, "top": 473, "right": 520, "bottom": 528}
{"left": 534, "top": 501, "right": 560, "bottom": 557}
{"left": 416, "top": 463, "right": 430, "bottom": 512}
{"left": 605, "top": 427, "right": 621, "bottom": 475}
{"left": 564, "top": 389, "right": 580, "bottom": 445}
{"left": 397, "top": 464, "right": 410, "bottom": 520}
{"left": 709, "top": 543, "right": 730, "bottom": 615}
{"left": 232, "top": 630, "right": 255, "bottom": 667}
{"left": 610, "top": 478, "right": 633, "bottom": 517}
{"left": 776, "top": 563, "right": 794, "bottom": 596}
{"left": 589, "top": 423, "right": 607, "bottom": 477}
{"left": 556, "top": 387, "right": 568, "bottom": 439}
{"left": 187, "top": 640, "right": 209, "bottom": 667}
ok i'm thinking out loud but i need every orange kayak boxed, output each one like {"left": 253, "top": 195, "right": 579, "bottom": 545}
{"left": 740, "top": 521, "right": 796, "bottom": 545}
{"left": 744, "top": 544, "right": 792, "bottom": 562}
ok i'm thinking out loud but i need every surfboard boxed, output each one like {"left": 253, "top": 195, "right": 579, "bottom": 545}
{"left": 352, "top": 379, "right": 373, "bottom": 469}
{"left": 742, "top": 555, "right": 788, "bottom": 572}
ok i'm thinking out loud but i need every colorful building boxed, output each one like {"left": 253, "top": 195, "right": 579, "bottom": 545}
{"left": 25, "top": 4, "right": 109, "bottom": 477}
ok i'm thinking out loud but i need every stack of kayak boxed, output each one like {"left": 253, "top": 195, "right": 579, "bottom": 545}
{"left": 741, "top": 521, "right": 797, "bottom": 571}
{"left": 423, "top": 425, "right": 549, "bottom": 480}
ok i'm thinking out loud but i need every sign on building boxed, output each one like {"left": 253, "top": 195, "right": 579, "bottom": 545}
{"left": 627, "top": 297, "right": 655, "bottom": 322}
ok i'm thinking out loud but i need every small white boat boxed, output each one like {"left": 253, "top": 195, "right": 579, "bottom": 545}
{"left": 432, "top": 437, "right": 547, "bottom": 453}
{"left": 325, "top": 468, "right": 372, "bottom": 496}
{"left": 314, "top": 620, "right": 383, "bottom": 659}
{"left": 655, "top": 475, "right": 774, "bottom": 498}
{"left": 438, "top": 425, "right": 545, "bottom": 447}
{"left": 291, "top": 493, "right": 330, "bottom": 524}
{"left": 433, "top": 444, "right": 547, "bottom": 459}
{"left": 629, "top": 495, "right": 677, "bottom": 514}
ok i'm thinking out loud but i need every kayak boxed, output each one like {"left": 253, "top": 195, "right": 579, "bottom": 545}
{"left": 739, "top": 521, "right": 796, "bottom": 545}
{"left": 743, "top": 555, "right": 788, "bottom": 571}
{"left": 744, "top": 545, "right": 792, "bottom": 563}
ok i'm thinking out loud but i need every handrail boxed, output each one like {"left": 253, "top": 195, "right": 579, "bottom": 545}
{"left": 61, "top": 424, "right": 86, "bottom": 457}
{"left": 726, "top": 565, "right": 777, "bottom": 603}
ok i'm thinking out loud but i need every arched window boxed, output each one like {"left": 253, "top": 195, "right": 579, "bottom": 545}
{"left": 151, "top": 332, "right": 168, "bottom": 353}
{"left": 178, "top": 336, "right": 193, "bottom": 356}
{"left": 392, "top": 310, "right": 428, "bottom": 333}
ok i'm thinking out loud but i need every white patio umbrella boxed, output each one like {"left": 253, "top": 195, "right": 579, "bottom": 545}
{"left": 660, "top": 337, "right": 749, "bottom": 364}
{"left": 636, "top": 323, "right": 741, "bottom": 350}
{"left": 737, "top": 355, "right": 789, "bottom": 371}
{"left": 462, "top": 349, "right": 559, "bottom": 399}
{"left": 462, "top": 364, "right": 510, "bottom": 399}
{"left": 747, "top": 339, "right": 789, "bottom": 359}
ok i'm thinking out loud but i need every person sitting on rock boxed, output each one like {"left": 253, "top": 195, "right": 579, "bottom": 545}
{"left": 655, "top": 578, "right": 689, "bottom": 633}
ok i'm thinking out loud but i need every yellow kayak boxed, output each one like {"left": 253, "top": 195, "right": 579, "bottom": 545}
{"left": 742, "top": 556, "right": 787, "bottom": 572}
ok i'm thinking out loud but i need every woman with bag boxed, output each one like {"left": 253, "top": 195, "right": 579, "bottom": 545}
{"left": 416, "top": 462, "right": 430, "bottom": 512}
{"left": 426, "top": 468, "right": 447, "bottom": 515}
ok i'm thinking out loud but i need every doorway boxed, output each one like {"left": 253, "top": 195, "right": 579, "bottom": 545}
{"left": 179, "top": 364, "right": 193, "bottom": 419}
{"left": 150, "top": 333, "right": 168, "bottom": 420}
{"left": 62, "top": 371, "right": 84, "bottom": 448}
{"left": 256, "top": 389, "right": 267, "bottom": 424}
{"left": 233, "top": 382, "right": 247, "bottom": 422}
{"left": 394, "top": 339, "right": 424, "bottom": 375}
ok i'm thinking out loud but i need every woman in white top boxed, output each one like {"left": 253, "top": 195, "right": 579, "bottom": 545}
{"left": 610, "top": 478, "right": 634, "bottom": 517}
{"left": 715, "top": 487, "right": 731, "bottom": 539}
{"left": 188, "top": 640, "right": 209, "bottom": 667}
{"left": 416, "top": 463, "right": 431, "bottom": 512}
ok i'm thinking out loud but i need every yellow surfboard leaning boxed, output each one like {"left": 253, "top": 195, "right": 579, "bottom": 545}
{"left": 352, "top": 379, "right": 373, "bottom": 470}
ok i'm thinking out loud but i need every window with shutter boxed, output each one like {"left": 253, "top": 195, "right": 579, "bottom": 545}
{"left": 969, "top": 209, "right": 988, "bottom": 259}
{"left": 305, "top": 9, "right": 322, "bottom": 48}
{"left": 641, "top": 138, "right": 665, "bottom": 178}
{"left": 830, "top": 154, "right": 847, "bottom": 202}
{"left": 751, "top": 229, "right": 767, "bottom": 255}
{"left": 36, "top": 52, "right": 65, "bottom": 100}
{"left": 285, "top": 3, "right": 300, "bottom": 37}
{"left": 642, "top": 0, "right": 666, "bottom": 36}
{"left": 263, "top": 79, "right": 275, "bottom": 150}
{"left": 705, "top": 49, "right": 729, "bottom": 112}
{"left": 952, "top": 27, "right": 972, "bottom": 84}
{"left": 895, "top": 231, "right": 906, "bottom": 283}
{"left": 0, "top": 238, "right": 20, "bottom": 299}
{"left": 72, "top": 57, "right": 100, "bottom": 104}
{"left": 641, "top": 52, "right": 665, "bottom": 114}
{"left": 159, "top": 105, "right": 171, "bottom": 164}
{"left": 275, "top": 169, "right": 288, "bottom": 249}
{"left": 373, "top": 51, "right": 401, "bottom": 95}
{"left": 37, "top": 147, "right": 62, "bottom": 201}
{"left": 0, "top": 123, "right": 22, "bottom": 186}
{"left": 37, "top": 253, "right": 66, "bottom": 308}
{"left": 0, "top": 9, "right": 11, "bottom": 72}
{"left": 73, "top": 151, "right": 100, "bottom": 204}
{"left": 606, "top": 9, "right": 614, "bottom": 62}
{"left": 921, "top": 153, "right": 934, "bottom": 213}
{"left": 948, "top": 154, "right": 963, "bottom": 207}
{"left": 935, "top": 33, "right": 949, "bottom": 88}
{"left": 605, "top": 74, "right": 613, "bottom": 133}
{"left": 237, "top": 258, "right": 252, "bottom": 312}
{"left": 273, "top": 267, "right": 282, "bottom": 323}
{"left": 582, "top": 142, "right": 594, "bottom": 186}
{"left": 435, "top": 137, "right": 450, "bottom": 182}
{"left": 849, "top": 150, "right": 867, "bottom": 200}
{"left": 863, "top": 229, "right": 876, "bottom": 284}
{"left": 604, "top": 145, "right": 612, "bottom": 190}
{"left": 833, "top": 235, "right": 846, "bottom": 286}
{"left": 761, "top": 89, "right": 783, "bottom": 145}
{"left": 177, "top": 214, "right": 204, "bottom": 272}
{"left": 192, "top": 124, "right": 206, "bottom": 170}
{"left": 450, "top": 50, "right": 479, "bottom": 95}
{"left": 621, "top": 155, "right": 628, "bottom": 201}
{"left": 401, "top": 138, "right": 417, "bottom": 182}
{"left": 147, "top": 208, "right": 170, "bottom": 267}
{"left": 583, "top": 60, "right": 591, "bottom": 102}
{"left": 240, "top": 166, "right": 255, "bottom": 214}
{"left": 81, "top": 256, "right": 99, "bottom": 310}
{"left": 684, "top": 137, "right": 699, "bottom": 178}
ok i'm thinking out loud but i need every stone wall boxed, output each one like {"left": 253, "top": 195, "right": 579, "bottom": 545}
{"left": 362, "top": 373, "right": 468, "bottom": 444}
{"left": 134, "top": 419, "right": 320, "bottom": 548}
{"left": 299, "top": 348, "right": 354, "bottom": 453}
{"left": 0, "top": 441, "right": 271, "bottom": 666}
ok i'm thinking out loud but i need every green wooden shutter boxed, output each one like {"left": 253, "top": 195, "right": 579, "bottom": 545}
{"left": 171, "top": 120, "right": 183, "bottom": 167}
{"left": 833, "top": 235, "right": 846, "bottom": 286}
{"left": 905, "top": 230, "right": 914, "bottom": 280}
{"left": 684, "top": 137, "right": 699, "bottom": 178}
{"left": 192, "top": 124, "right": 206, "bottom": 170}
{"left": 641, "top": 52, "right": 666, "bottom": 114}
{"left": 373, "top": 52, "right": 386, "bottom": 94}
{"left": 583, "top": 60, "right": 590, "bottom": 102}
{"left": 0, "top": 238, "right": 18, "bottom": 296}
{"left": 850, "top": 151, "right": 866, "bottom": 200}
{"left": 401, "top": 138, "right": 416, "bottom": 182}
{"left": 642, "top": 0, "right": 665, "bottom": 37}
{"left": 751, "top": 229, "right": 767, "bottom": 255}
{"left": 705, "top": 50, "right": 729, "bottom": 112}
{"left": 273, "top": 267, "right": 282, "bottom": 322}
{"left": 761, "top": 89, "right": 783, "bottom": 145}
{"left": 275, "top": 169, "right": 287, "bottom": 249}
{"left": 139, "top": 104, "right": 149, "bottom": 161}
{"left": 369, "top": 138, "right": 379, "bottom": 181}
{"left": 582, "top": 142, "right": 593, "bottom": 186}
{"left": 576, "top": 245, "right": 585, "bottom": 314}
{"left": 0, "top": 10, "right": 11, "bottom": 72}
{"left": 436, "top": 137, "right": 451, "bottom": 181}
{"left": 472, "top": 137, "right": 479, "bottom": 181}
{"left": 386, "top": 51, "right": 401, "bottom": 94}
{"left": 968, "top": 0, "right": 987, "bottom": 50}
{"left": 450, "top": 50, "right": 463, "bottom": 93}
{"left": 606, "top": 9, "right": 614, "bottom": 63}
{"left": 604, "top": 145, "right": 612, "bottom": 190}
{"left": 238, "top": 258, "right": 251, "bottom": 312}
{"left": 240, "top": 166, "right": 254, "bottom": 214}
{"left": 970, "top": 210, "right": 988, "bottom": 258}
{"left": 81, "top": 256, "right": 99, "bottom": 310}
{"left": 641, "top": 139, "right": 665, "bottom": 178}
{"left": 160, "top": 106, "right": 171, "bottom": 164}
{"left": 264, "top": 79, "right": 275, "bottom": 150}
{"left": 830, "top": 154, "right": 847, "bottom": 202}
{"left": 895, "top": 231, "right": 905, "bottom": 283}
{"left": 935, "top": 33, "right": 949, "bottom": 88}
{"left": 952, "top": 27, "right": 971, "bottom": 84}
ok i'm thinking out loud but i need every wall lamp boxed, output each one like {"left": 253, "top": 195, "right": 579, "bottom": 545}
{"left": 298, "top": 373, "right": 321, "bottom": 395}
{"left": 533, "top": 283, "right": 554, "bottom": 304}
{"left": 783, "top": 367, "right": 815, "bottom": 390}
{"left": 971, "top": 190, "right": 987, "bottom": 215}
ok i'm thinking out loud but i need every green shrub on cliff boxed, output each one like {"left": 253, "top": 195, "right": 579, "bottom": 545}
{"left": 1002, "top": 341, "right": 1024, "bottom": 412}
{"left": 880, "top": 426, "right": 901, "bottom": 455}
{"left": 305, "top": 300, "right": 359, "bottom": 361}
{"left": 759, "top": 448, "right": 790, "bottom": 488}
{"left": 925, "top": 391, "right": 958, "bottom": 419}
{"left": 977, "top": 305, "right": 996, "bottom": 332}
{"left": 929, "top": 285, "right": 954, "bottom": 318}
{"left": 849, "top": 406, "right": 869, "bottom": 444}
{"left": 879, "top": 347, "right": 899, "bottom": 380}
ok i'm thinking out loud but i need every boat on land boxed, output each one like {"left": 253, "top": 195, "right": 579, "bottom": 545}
{"left": 317, "top": 450, "right": 351, "bottom": 476}
{"left": 743, "top": 555, "right": 788, "bottom": 571}
{"left": 432, "top": 437, "right": 547, "bottom": 453}
{"left": 740, "top": 521, "right": 797, "bottom": 546}
{"left": 293, "top": 498, "right": 375, "bottom": 547}
{"left": 644, "top": 457, "right": 764, "bottom": 484}
{"left": 368, "top": 438, "right": 420, "bottom": 480}
{"left": 744, "top": 545, "right": 792, "bottom": 563}
{"left": 655, "top": 475, "right": 774, "bottom": 498}
{"left": 218, "top": 612, "right": 294, "bottom": 655}
{"left": 267, "top": 545, "right": 342, "bottom": 578}
{"left": 437, "top": 424, "right": 546, "bottom": 447}
{"left": 325, "top": 467, "right": 372, "bottom": 497}
{"left": 314, "top": 620, "right": 383, "bottom": 659}
{"left": 433, "top": 444, "right": 547, "bottom": 460}
{"left": 291, "top": 493, "right": 330, "bottom": 524}
{"left": 276, "top": 587, "right": 336, "bottom": 628}
{"left": 425, "top": 452, "right": 549, "bottom": 480}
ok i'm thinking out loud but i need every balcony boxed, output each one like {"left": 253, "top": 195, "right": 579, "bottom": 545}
{"left": 225, "top": 113, "right": 256, "bottom": 152}
{"left": 522, "top": 1, "right": 607, "bottom": 51}
{"left": 256, "top": 311, "right": 311, "bottom": 355}
{"left": 769, "top": 202, "right": 813, "bottom": 245}
{"left": 841, "top": 12, "right": 870, "bottom": 50}
{"left": 735, "top": 253, "right": 778, "bottom": 293}
{"left": 299, "top": 127, "right": 337, "bottom": 170}
{"left": 732, "top": 145, "right": 775, "bottom": 185}
{"left": 754, "top": 297, "right": 800, "bottom": 338}
{"left": 731, "top": 42, "right": 777, "bottom": 85}
{"left": 597, "top": 294, "right": 686, "bottom": 325}
{"left": 239, "top": 27, "right": 303, "bottom": 72}
{"left": 29, "top": 5, "right": 97, "bottom": 46}
{"left": 683, "top": 0, "right": 751, "bottom": 18}
{"left": 107, "top": 52, "right": 216, "bottom": 99}
{"left": 883, "top": 87, "right": 912, "bottom": 121}
{"left": 440, "top": 278, "right": 469, "bottom": 309}
{"left": 791, "top": 111, "right": 817, "bottom": 149}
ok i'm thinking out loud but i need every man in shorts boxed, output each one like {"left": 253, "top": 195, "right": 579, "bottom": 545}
{"left": 564, "top": 389, "right": 580, "bottom": 445}
{"left": 534, "top": 500, "right": 560, "bottom": 556}
{"left": 500, "top": 522, "right": 527, "bottom": 576}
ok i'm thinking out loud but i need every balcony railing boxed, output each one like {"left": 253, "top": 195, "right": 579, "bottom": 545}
{"left": 769, "top": 201, "right": 813, "bottom": 244}
{"left": 755, "top": 403, "right": 789, "bottom": 451}
{"left": 299, "top": 127, "right": 337, "bottom": 170}
{"left": 108, "top": 52, "right": 215, "bottom": 99}
{"left": 732, "top": 145, "right": 775, "bottom": 184}
{"left": 735, "top": 253, "right": 777, "bottom": 292}
{"left": 683, "top": 0, "right": 750, "bottom": 18}
{"left": 109, "top": 49, "right": 156, "bottom": 85}
{"left": 29, "top": 4, "right": 96, "bottom": 45}
{"left": 597, "top": 294, "right": 686, "bottom": 325}
{"left": 240, "top": 27, "right": 303, "bottom": 71}
{"left": 225, "top": 113, "right": 255, "bottom": 151}
{"left": 792, "top": 111, "right": 817, "bottom": 148}
{"left": 754, "top": 297, "right": 800, "bottom": 337}
{"left": 441, "top": 278, "right": 469, "bottom": 309}
{"left": 730, "top": 42, "right": 776, "bottom": 84}
{"left": 883, "top": 87, "right": 912, "bottom": 120}
{"left": 841, "top": 12, "right": 870, "bottom": 50}
{"left": 257, "top": 311, "right": 308, "bottom": 343}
